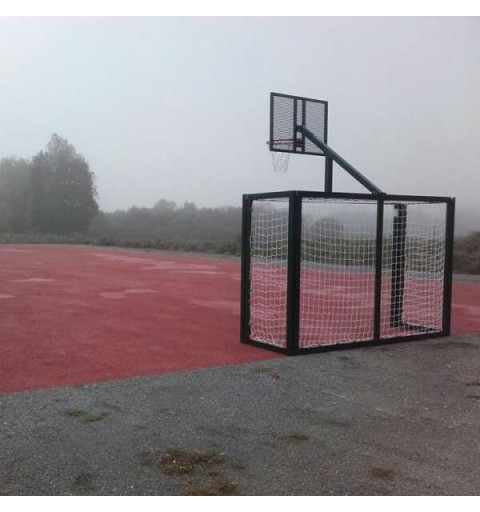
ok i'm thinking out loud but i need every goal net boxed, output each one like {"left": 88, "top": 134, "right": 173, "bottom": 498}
{"left": 245, "top": 193, "right": 451, "bottom": 352}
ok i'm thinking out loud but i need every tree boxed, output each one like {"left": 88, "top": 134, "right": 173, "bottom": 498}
{"left": 30, "top": 134, "right": 99, "bottom": 233}
{"left": 304, "top": 216, "right": 345, "bottom": 241}
{"left": 153, "top": 199, "right": 177, "bottom": 213}
{"left": 0, "top": 158, "right": 32, "bottom": 232}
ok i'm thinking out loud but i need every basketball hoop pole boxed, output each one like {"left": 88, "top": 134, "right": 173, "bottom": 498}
{"left": 325, "top": 156, "right": 333, "bottom": 193}
{"left": 298, "top": 126, "right": 384, "bottom": 195}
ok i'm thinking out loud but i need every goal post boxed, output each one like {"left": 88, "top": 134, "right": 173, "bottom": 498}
{"left": 240, "top": 191, "right": 455, "bottom": 355}
{"left": 390, "top": 203, "right": 407, "bottom": 328}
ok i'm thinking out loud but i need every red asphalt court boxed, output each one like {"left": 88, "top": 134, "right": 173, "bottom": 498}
{"left": 1, "top": 245, "right": 480, "bottom": 394}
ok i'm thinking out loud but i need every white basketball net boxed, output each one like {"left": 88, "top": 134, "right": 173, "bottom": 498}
{"left": 267, "top": 139, "right": 294, "bottom": 173}
{"left": 271, "top": 151, "right": 290, "bottom": 173}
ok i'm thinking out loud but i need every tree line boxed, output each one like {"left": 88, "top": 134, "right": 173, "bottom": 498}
{"left": 89, "top": 200, "right": 242, "bottom": 254}
{"left": 0, "top": 135, "right": 478, "bottom": 271}
{"left": 0, "top": 135, "right": 242, "bottom": 255}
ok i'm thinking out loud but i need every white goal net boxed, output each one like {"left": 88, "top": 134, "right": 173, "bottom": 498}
{"left": 247, "top": 196, "right": 448, "bottom": 349}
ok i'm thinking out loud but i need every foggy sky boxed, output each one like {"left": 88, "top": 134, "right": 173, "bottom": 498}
{"left": 0, "top": 17, "right": 479, "bottom": 232}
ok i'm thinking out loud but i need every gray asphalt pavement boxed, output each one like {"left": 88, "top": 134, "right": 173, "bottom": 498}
{"left": 1, "top": 334, "right": 480, "bottom": 495}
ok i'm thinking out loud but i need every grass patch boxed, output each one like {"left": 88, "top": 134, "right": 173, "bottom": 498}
{"left": 255, "top": 367, "right": 281, "bottom": 379}
{"left": 83, "top": 413, "right": 108, "bottom": 422}
{"left": 66, "top": 409, "right": 84, "bottom": 417}
{"left": 282, "top": 432, "right": 310, "bottom": 443}
{"left": 370, "top": 467, "right": 396, "bottom": 480}
{"left": 66, "top": 409, "right": 109, "bottom": 423}
{"left": 146, "top": 447, "right": 243, "bottom": 495}
{"left": 148, "top": 448, "right": 224, "bottom": 476}
{"left": 186, "top": 478, "right": 241, "bottom": 496}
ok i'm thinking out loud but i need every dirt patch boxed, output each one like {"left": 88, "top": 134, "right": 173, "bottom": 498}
{"left": 144, "top": 447, "right": 243, "bottom": 495}
{"left": 146, "top": 448, "right": 224, "bottom": 476}
{"left": 281, "top": 433, "right": 310, "bottom": 443}
{"left": 66, "top": 409, "right": 109, "bottom": 423}
{"left": 186, "top": 478, "right": 241, "bottom": 496}
{"left": 72, "top": 472, "right": 95, "bottom": 494}
{"left": 370, "top": 467, "right": 396, "bottom": 480}
{"left": 255, "top": 367, "right": 281, "bottom": 379}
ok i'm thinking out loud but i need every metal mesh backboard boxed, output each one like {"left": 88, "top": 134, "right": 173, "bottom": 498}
{"left": 270, "top": 93, "right": 328, "bottom": 156}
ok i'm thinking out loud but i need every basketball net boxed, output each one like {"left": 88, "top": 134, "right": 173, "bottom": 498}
{"left": 271, "top": 151, "right": 290, "bottom": 173}
{"left": 267, "top": 139, "right": 294, "bottom": 173}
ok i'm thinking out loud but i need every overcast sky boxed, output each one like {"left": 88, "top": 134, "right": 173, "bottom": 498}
{"left": 0, "top": 17, "right": 478, "bottom": 229}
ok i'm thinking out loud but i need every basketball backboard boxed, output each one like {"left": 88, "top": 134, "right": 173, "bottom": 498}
{"left": 269, "top": 92, "right": 328, "bottom": 156}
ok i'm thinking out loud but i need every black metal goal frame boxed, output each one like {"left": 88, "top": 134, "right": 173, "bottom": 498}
{"left": 240, "top": 190, "right": 455, "bottom": 355}
{"left": 240, "top": 92, "right": 455, "bottom": 355}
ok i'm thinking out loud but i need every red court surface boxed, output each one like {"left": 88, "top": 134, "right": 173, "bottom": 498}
{"left": 1, "top": 245, "right": 480, "bottom": 394}
{"left": 250, "top": 265, "right": 454, "bottom": 347}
